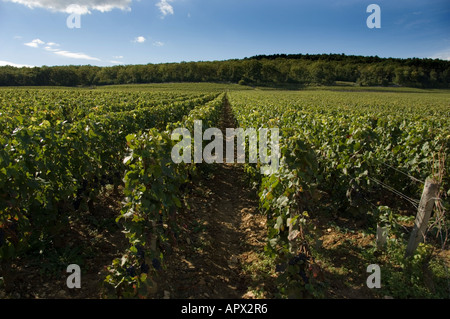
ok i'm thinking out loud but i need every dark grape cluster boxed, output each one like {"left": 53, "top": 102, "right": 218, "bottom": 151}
{"left": 0, "top": 228, "right": 5, "bottom": 246}
{"left": 140, "top": 263, "right": 149, "bottom": 274}
{"left": 114, "top": 171, "right": 122, "bottom": 181}
{"left": 126, "top": 265, "right": 136, "bottom": 277}
{"left": 136, "top": 244, "right": 145, "bottom": 259}
{"left": 99, "top": 174, "right": 114, "bottom": 187}
{"left": 288, "top": 253, "right": 308, "bottom": 266}
{"left": 73, "top": 180, "right": 89, "bottom": 210}
{"left": 152, "top": 258, "right": 161, "bottom": 271}
{"left": 73, "top": 198, "right": 82, "bottom": 210}
{"left": 288, "top": 253, "right": 309, "bottom": 284}
{"left": 275, "top": 263, "right": 287, "bottom": 273}
{"left": 298, "top": 270, "right": 309, "bottom": 284}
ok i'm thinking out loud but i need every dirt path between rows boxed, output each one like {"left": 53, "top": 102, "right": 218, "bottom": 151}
{"left": 158, "top": 96, "right": 274, "bottom": 299}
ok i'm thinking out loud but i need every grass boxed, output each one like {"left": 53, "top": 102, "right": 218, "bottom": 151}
{"left": 241, "top": 251, "right": 277, "bottom": 298}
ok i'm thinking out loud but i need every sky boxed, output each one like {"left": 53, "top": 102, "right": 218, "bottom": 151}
{"left": 0, "top": 0, "right": 449, "bottom": 67}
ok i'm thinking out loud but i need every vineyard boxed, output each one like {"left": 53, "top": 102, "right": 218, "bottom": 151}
{"left": 0, "top": 83, "right": 449, "bottom": 299}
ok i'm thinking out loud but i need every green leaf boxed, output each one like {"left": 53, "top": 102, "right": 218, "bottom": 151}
{"left": 123, "top": 153, "right": 133, "bottom": 165}
{"left": 275, "top": 216, "right": 283, "bottom": 230}
{"left": 173, "top": 196, "right": 182, "bottom": 208}
{"left": 277, "top": 195, "right": 289, "bottom": 207}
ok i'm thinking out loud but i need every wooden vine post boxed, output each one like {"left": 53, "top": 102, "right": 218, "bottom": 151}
{"left": 405, "top": 177, "right": 440, "bottom": 257}
{"left": 288, "top": 210, "right": 300, "bottom": 254}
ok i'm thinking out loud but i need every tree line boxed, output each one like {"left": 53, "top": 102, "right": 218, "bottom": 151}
{"left": 0, "top": 53, "right": 449, "bottom": 88}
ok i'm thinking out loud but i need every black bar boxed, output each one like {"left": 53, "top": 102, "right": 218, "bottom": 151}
{"left": 0, "top": 298, "right": 447, "bottom": 318}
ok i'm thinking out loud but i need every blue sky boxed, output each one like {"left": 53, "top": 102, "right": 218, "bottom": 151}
{"left": 0, "top": 0, "right": 449, "bottom": 67}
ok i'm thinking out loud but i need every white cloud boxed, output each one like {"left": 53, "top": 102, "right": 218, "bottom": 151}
{"left": 156, "top": 0, "right": 174, "bottom": 17}
{"left": 65, "top": 4, "right": 90, "bottom": 14}
{"left": 4, "top": 0, "right": 132, "bottom": 15}
{"left": 113, "top": 55, "right": 124, "bottom": 59}
{"left": 430, "top": 49, "right": 450, "bottom": 61}
{"left": 153, "top": 41, "right": 164, "bottom": 47}
{"left": 24, "top": 38, "right": 45, "bottom": 48}
{"left": 53, "top": 50, "right": 101, "bottom": 61}
{"left": 134, "top": 36, "right": 146, "bottom": 43}
{"left": 24, "top": 42, "right": 39, "bottom": 48}
{"left": 23, "top": 37, "right": 101, "bottom": 61}
{"left": 44, "top": 42, "right": 60, "bottom": 51}
{"left": 0, "top": 60, "right": 33, "bottom": 67}
{"left": 44, "top": 46, "right": 59, "bottom": 51}
{"left": 110, "top": 60, "right": 124, "bottom": 64}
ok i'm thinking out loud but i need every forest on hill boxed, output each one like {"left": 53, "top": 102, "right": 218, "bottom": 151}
{"left": 1, "top": 53, "right": 449, "bottom": 88}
